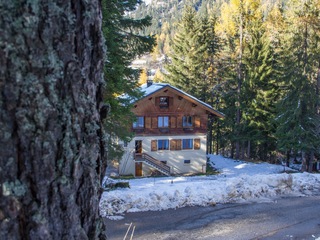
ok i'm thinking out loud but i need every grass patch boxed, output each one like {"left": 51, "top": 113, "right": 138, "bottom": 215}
{"left": 111, "top": 174, "right": 135, "bottom": 180}
{"left": 206, "top": 163, "right": 220, "bottom": 175}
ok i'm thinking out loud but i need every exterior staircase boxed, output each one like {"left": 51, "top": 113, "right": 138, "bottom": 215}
{"left": 134, "top": 153, "right": 170, "bottom": 176}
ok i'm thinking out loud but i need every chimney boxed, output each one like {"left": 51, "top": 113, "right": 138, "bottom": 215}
{"left": 147, "top": 79, "right": 153, "bottom": 87}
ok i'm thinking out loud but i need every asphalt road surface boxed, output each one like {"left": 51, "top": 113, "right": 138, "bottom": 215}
{"left": 105, "top": 195, "right": 320, "bottom": 240}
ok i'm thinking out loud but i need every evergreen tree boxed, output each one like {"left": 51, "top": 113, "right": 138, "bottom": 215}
{"left": 165, "top": 6, "right": 221, "bottom": 101}
{"left": 165, "top": 6, "right": 201, "bottom": 95}
{"left": 275, "top": 0, "right": 320, "bottom": 171}
{"left": 196, "top": 15, "right": 221, "bottom": 102}
{"left": 242, "top": 20, "right": 279, "bottom": 160}
{"left": 197, "top": 15, "right": 224, "bottom": 153}
{"left": 216, "top": 0, "right": 262, "bottom": 159}
{"left": 102, "top": 0, "right": 155, "bottom": 161}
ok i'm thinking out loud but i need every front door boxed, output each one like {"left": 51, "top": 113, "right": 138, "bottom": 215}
{"left": 135, "top": 140, "right": 142, "bottom": 155}
{"left": 135, "top": 140, "right": 143, "bottom": 176}
{"left": 135, "top": 162, "right": 142, "bottom": 177}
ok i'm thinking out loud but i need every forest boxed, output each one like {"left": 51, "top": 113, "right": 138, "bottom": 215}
{"left": 129, "top": 0, "right": 320, "bottom": 171}
{"left": 0, "top": 0, "right": 319, "bottom": 239}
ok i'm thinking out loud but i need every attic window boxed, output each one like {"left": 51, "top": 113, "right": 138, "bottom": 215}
{"left": 159, "top": 97, "right": 169, "bottom": 108}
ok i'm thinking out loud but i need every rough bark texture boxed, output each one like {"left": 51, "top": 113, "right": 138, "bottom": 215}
{"left": 0, "top": 1, "right": 107, "bottom": 239}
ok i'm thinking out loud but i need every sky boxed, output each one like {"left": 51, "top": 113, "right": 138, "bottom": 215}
{"left": 99, "top": 155, "right": 320, "bottom": 221}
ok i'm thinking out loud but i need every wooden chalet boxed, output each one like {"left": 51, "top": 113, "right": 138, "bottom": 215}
{"left": 119, "top": 81, "right": 224, "bottom": 177}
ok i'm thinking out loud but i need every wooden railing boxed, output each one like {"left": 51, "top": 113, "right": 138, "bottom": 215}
{"left": 134, "top": 153, "right": 170, "bottom": 176}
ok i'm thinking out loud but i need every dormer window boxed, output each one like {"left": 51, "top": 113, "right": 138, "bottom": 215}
{"left": 159, "top": 97, "right": 169, "bottom": 108}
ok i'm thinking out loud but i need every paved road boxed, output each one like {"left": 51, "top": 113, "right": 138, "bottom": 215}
{"left": 105, "top": 196, "right": 320, "bottom": 240}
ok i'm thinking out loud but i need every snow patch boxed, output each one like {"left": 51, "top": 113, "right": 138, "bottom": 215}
{"left": 100, "top": 155, "right": 320, "bottom": 218}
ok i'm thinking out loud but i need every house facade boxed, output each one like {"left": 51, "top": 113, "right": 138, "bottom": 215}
{"left": 119, "top": 81, "right": 224, "bottom": 177}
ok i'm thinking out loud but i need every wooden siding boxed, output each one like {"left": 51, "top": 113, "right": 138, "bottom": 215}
{"left": 194, "top": 138, "right": 201, "bottom": 150}
{"left": 170, "top": 139, "right": 182, "bottom": 150}
{"left": 132, "top": 86, "right": 211, "bottom": 136}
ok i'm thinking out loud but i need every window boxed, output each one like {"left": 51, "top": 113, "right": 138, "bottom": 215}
{"left": 182, "top": 139, "right": 193, "bottom": 149}
{"left": 182, "top": 116, "right": 193, "bottom": 127}
{"left": 184, "top": 160, "right": 191, "bottom": 164}
{"left": 158, "top": 139, "right": 169, "bottom": 150}
{"left": 123, "top": 141, "right": 128, "bottom": 147}
{"left": 133, "top": 116, "right": 144, "bottom": 128}
{"left": 159, "top": 97, "right": 169, "bottom": 108}
{"left": 158, "top": 116, "right": 169, "bottom": 128}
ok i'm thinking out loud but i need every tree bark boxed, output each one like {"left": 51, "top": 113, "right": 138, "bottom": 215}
{"left": 308, "top": 151, "right": 314, "bottom": 173}
{"left": 207, "top": 115, "right": 213, "bottom": 154}
{"left": 286, "top": 150, "right": 290, "bottom": 167}
{"left": 0, "top": 1, "right": 107, "bottom": 239}
{"left": 246, "top": 140, "right": 251, "bottom": 160}
{"left": 301, "top": 151, "right": 307, "bottom": 172}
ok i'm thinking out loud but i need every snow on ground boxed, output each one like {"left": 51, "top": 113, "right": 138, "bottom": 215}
{"left": 99, "top": 155, "right": 320, "bottom": 220}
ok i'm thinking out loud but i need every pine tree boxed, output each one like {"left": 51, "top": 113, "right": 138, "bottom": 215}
{"left": 102, "top": 0, "right": 155, "bottom": 161}
{"left": 216, "top": 0, "right": 262, "bottom": 159}
{"left": 242, "top": 20, "right": 279, "bottom": 160}
{"left": 196, "top": 14, "right": 224, "bottom": 153}
{"left": 165, "top": 6, "right": 201, "bottom": 95}
{"left": 196, "top": 15, "right": 221, "bottom": 102}
{"left": 165, "top": 6, "right": 221, "bottom": 101}
{"left": 275, "top": 0, "right": 320, "bottom": 171}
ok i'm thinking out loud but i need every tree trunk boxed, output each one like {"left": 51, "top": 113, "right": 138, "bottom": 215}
{"left": 246, "top": 141, "right": 251, "bottom": 160}
{"left": 286, "top": 150, "right": 290, "bottom": 167}
{"left": 241, "top": 141, "right": 245, "bottom": 160}
{"left": 301, "top": 151, "right": 307, "bottom": 172}
{"left": 0, "top": 1, "right": 107, "bottom": 239}
{"left": 235, "top": 0, "right": 244, "bottom": 160}
{"left": 215, "top": 118, "right": 220, "bottom": 155}
{"left": 231, "top": 142, "right": 235, "bottom": 159}
{"left": 308, "top": 151, "right": 314, "bottom": 173}
{"left": 207, "top": 115, "right": 213, "bottom": 154}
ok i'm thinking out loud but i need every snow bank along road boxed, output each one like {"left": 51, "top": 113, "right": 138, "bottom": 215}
{"left": 100, "top": 155, "right": 320, "bottom": 217}
{"left": 105, "top": 195, "right": 320, "bottom": 240}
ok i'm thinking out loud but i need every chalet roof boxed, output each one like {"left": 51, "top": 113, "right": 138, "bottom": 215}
{"left": 138, "top": 83, "right": 224, "bottom": 118}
